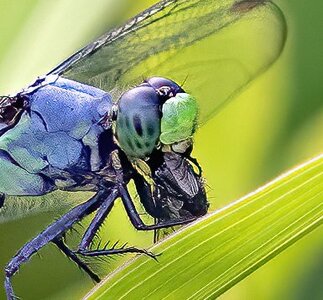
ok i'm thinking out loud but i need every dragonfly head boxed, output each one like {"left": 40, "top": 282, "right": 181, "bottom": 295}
{"left": 115, "top": 77, "right": 198, "bottom": 159}
{"left": 114, "top": 77, "right": 207, "bottom": 220}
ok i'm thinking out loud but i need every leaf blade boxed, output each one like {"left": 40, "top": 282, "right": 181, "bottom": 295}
{"left": 86, "top": 154, "right": 323, "bottom": 300}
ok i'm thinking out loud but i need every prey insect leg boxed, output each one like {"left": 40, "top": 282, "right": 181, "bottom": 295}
{"left": 4, "top": 189, "right": 110, "bottom": 300}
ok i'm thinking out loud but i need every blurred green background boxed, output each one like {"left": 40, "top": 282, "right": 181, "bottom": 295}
{"left": 0, "top": 0, "right": 322, "bottom": 299}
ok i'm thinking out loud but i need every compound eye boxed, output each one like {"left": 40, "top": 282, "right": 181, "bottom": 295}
{"left": 145, "top": 77, "right": 185, "bottom": 99}
{"left": 115, "top": 86, "right": 161, "bottom": 159}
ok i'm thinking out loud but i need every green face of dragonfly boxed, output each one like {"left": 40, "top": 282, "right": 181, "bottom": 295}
{"left": 115, "top": 87, "right": 198, "bottom": 159}
{"left": 160, "top": 93, "right": 198, "bottom": 145}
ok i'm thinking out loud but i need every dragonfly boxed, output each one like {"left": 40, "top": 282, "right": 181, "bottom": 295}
{"left": 0, "top": 0, "right": 285, "bottom": 299}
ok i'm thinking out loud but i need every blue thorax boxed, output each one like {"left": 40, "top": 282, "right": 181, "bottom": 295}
{"left": 0, "top": 77, "right": 113, "bottom": 196}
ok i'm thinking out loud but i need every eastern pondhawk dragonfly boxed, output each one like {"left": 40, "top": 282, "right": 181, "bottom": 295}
{"left": 0, "top": 0, "right": 285, "bottom": 299}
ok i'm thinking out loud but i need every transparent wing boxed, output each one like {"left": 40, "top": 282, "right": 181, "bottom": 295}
{"left": 0, "top": 191, "right": 92, "bottom": 224}
{"left": 49, "top": 0, "right": 286, "bottom": 123}
{"left": 1, "top": 0, "right": 286, "bottom": 223}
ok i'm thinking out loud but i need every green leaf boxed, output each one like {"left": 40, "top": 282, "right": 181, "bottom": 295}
{"left": 86, "top": 154, "right": 323, "bottom": 300}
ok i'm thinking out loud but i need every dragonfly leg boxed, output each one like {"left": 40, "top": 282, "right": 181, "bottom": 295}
{"left": 76, "top": 185, "right": 156, "bottom": 259}
{"left": 77, "top": 191, "right": 118, "bottom": 251}
{"left": 4, "top": 188, "right": 112, "bottom": 300}
{"left": 53, "top": 238, "right": 100, "bottom": 283}
{"left": 119, "top": 185, "right": 196, "bottom": 231}
{"left": 78, "top": 246, "right": 157, "bottom": 260}
{"left": 113, "top": 150, "right": 195, "bottom": 231}
{"left": 132, "top": 172, "right": 159, "bottom": 218}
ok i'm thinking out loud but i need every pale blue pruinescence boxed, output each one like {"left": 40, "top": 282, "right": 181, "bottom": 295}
{"left": 0, "top": 77, "right": 112, "bottom": 196}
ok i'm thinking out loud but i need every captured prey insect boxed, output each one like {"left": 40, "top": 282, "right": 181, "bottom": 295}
{"left": 0, "top": 0, "right": 286, "bottom": 299}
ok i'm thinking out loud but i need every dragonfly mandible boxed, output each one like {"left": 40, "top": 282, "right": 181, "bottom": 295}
{"left": 0, "top": 0, "right": 286, "bottom": 299}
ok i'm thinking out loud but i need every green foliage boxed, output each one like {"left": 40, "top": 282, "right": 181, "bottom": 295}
{"left": 86, "top": 154, "right": 323, "bottom": 299}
